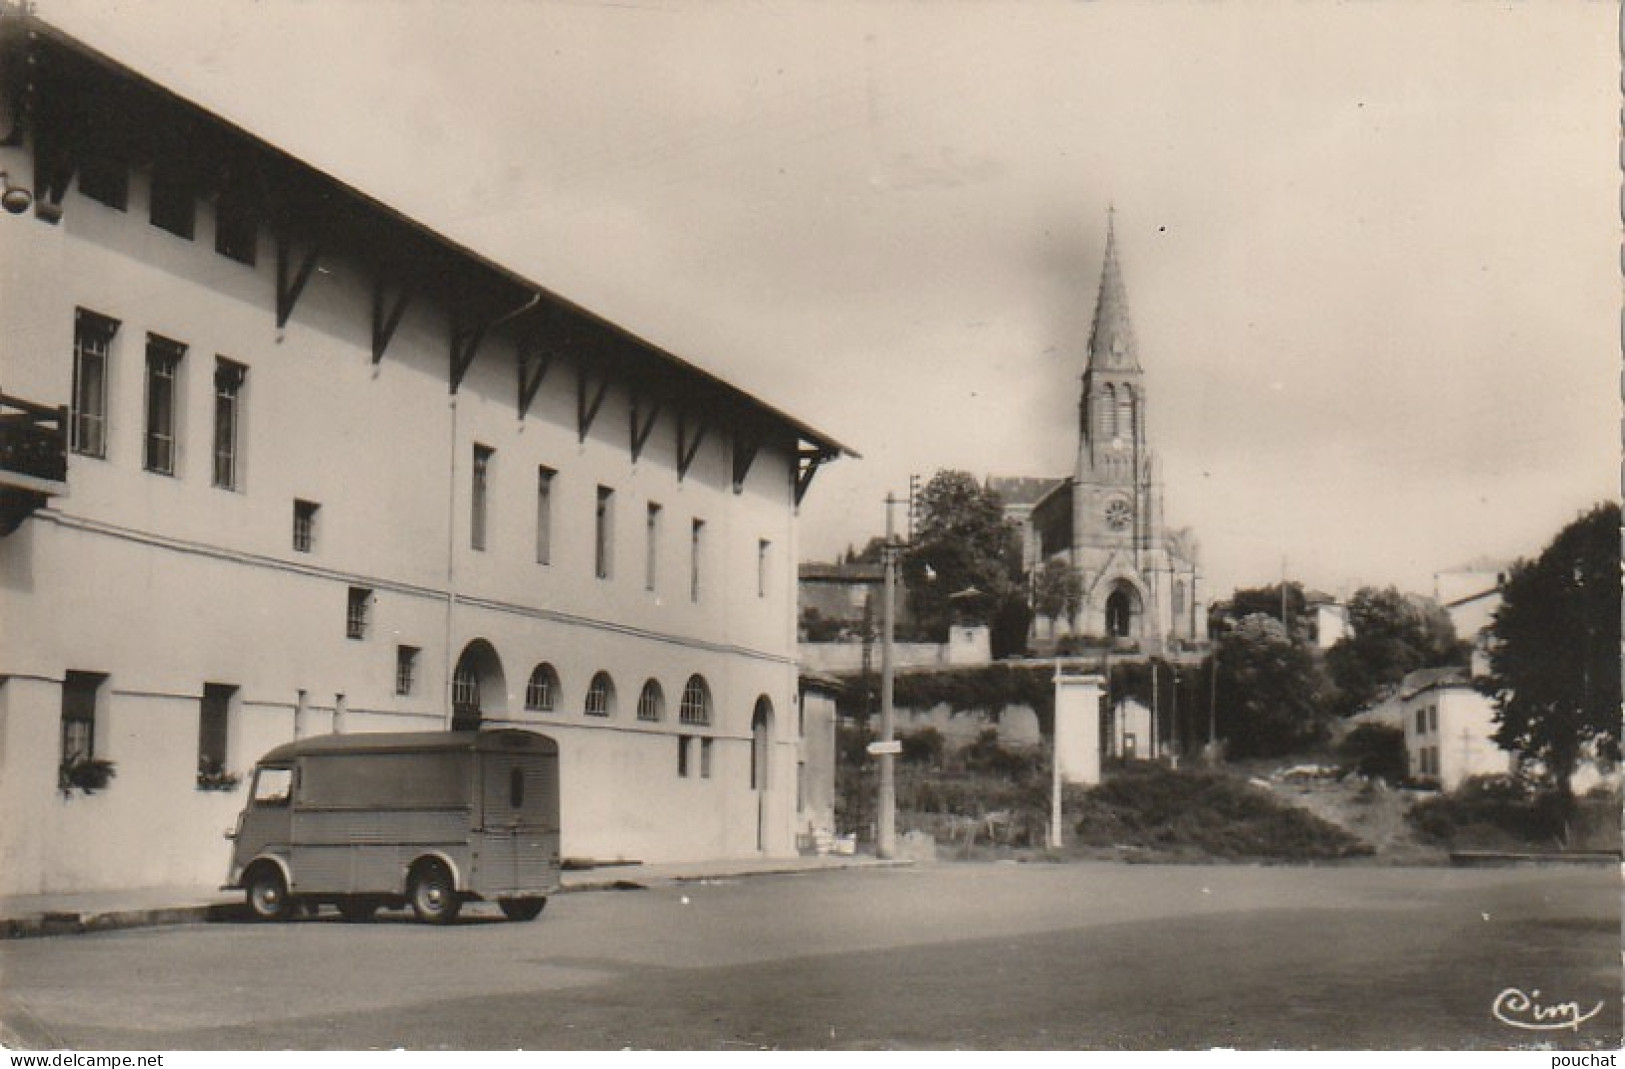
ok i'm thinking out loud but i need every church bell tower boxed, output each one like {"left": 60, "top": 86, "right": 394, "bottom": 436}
{"left": 1071, "top": 210, "right": 1168, "bottom": 644}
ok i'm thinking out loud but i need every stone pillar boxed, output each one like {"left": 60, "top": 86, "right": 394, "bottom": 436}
{"left": 1053, "top": 671, "right": 1103, "bottom": 785}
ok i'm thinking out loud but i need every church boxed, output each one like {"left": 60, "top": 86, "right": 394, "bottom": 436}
{"left": 992, "top": 213, "right": 1204, "bottom": 653}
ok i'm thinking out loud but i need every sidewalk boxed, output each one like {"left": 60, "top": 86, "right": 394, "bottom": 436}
{"left": 0, "top": 854, "right": 909, "bottom": 939}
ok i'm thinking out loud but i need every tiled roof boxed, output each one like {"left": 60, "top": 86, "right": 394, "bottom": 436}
{"left": 986, "top": 476, "right": 1066, "bottom": 508}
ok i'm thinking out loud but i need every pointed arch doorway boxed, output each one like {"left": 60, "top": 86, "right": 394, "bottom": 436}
{"left": 1104, "top": 581, "right": 1142, "bottom": 640}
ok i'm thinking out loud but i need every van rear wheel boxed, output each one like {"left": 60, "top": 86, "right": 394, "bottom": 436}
{"left": 245, "top": 866, "right": 293, "bottom": 922}
{"left": 408, "top": 861, "right": 461, "bottom": 925}
{"left": 499, "top": 897, "right": 547, "bottom": 922}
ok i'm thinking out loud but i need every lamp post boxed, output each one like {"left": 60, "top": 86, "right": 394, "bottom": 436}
{"left": 876, "top": 493, "right": 900, "bottom": 860}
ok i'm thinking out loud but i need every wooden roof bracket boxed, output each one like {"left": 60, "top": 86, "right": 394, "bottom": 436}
{"left": 449, "top": 310, "right": 487, "bottom": 395}
{"left": 576, "top": 362, "right": 610, "bottom": 443}
{"left": 732, "top": 432, "right": 761, "bottom": 494}
{"left": 629, "top": 389, "right": 663, "bottom": 463}
{"left": 371, "top": 277, "right": 412, "bottom": 364}
{"left": 795, "top": 445, "right": 836, "bottom": 507}
{"left": 275, "top": 232, "right": 321, "bottom": 328}
{"left": 516, "top": 323, "right": 555, "bottom": 420}
{"left": 677, "top": 410, "right": 708, "bottom": 482}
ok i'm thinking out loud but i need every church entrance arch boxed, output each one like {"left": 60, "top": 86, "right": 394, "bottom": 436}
{"left": 1104, "top": 582, "right": 1142, "bottom": 639}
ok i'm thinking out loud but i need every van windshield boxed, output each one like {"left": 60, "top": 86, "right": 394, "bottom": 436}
{"left": 251, "top": 766, "right": 293, "bottom": 807}
{"left": 300, "top": 752, "right": 470, "bottom": 808}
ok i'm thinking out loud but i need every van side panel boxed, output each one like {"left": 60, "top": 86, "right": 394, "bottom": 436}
{"left": 289, "top": 751, "right": 475, "bottom": 896}
{"left": 289, "top": 810, "right": 471, "bottom": 895}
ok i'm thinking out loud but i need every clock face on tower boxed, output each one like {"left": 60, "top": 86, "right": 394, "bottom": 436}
{"left": 1104, "top": 497, "right": 1132, "bottom": 531}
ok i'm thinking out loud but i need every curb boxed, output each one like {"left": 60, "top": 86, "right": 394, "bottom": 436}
{"left": 1448, "top": 850, "right": 1622, "bottom": 867}
{"left": 1, "top": 903, "right": 235, "bottom": 940}
{"left": 558, "top": 857, "right": 915, "bottom": 894}
{"left": 0, "top": 858, "right": 914, "bottom": 939}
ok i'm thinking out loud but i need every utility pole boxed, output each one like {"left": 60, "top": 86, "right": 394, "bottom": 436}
{"left": 1207, "top": 647, "right": 1219, "bottom": 762}
{"left": 1150, "top": 658, "right": 1160, "bottom": 760}
{"left": 876, "top": 493, "right": 901, "bottom": 860}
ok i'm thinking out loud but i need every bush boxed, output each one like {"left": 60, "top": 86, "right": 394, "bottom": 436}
{"left": 1407, "top": 774, "right": 1566, "bottom": 846}
{"left": 1069, "top": 762, "right": 1372, "bottom": 860}
{"left": 1338, "top": 723, "right": 1408, "bottom": 784}
{"left": 901, "top": 727, "right": 946, "bottom": 768}
{"left": 959, "top": 728, "right": 1042, "bottom": 778}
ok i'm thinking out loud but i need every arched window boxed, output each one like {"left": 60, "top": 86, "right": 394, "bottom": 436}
{"left": 1101, "top": 383, "right": 1118, "bottom": 438}
{"left": 751, "top": 697, "right": 773, "bottom": 792}
{"left": 525, "top": 663, "right": 559, "bottom": 712}
{"left": 585, "top": 672, "right": 615, "bottom": 717}
{"left": 679, "top": 675, "right": 712, "bottom": 726}
{"left": 451, "top": 639, "right": 505, "bottom": 731}
{"left": 1118, "top": 385, "right": 1135, "bottom": 442}
{"left": 451, "top": 663, "right": 480, "bottom": 713}
{"left": 637, "top": 679, "right": 665, "bottom": 722}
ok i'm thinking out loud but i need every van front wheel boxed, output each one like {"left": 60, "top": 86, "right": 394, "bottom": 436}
{"left": 408, "top": 861, "right": 462, "bottom": 925}
{"left": 245, "top": 866, "right": 293, "bottom": 922}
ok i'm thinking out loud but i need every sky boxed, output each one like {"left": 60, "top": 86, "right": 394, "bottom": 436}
{"left": 37, "top": 0, "right": 1619, "bottom": 601}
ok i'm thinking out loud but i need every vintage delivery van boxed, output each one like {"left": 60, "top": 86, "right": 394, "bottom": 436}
{"left": 224, "top": 729, "right": 560, "bottom": 924}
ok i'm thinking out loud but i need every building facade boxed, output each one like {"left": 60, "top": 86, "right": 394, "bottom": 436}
{"left": 0, "top": 10, "right": 847, "bottom": 894}
{"left": 1019, "top": 215, "right": 1203, "bottom": 651}
{"left": 1397, "top": 668, "right": 1512, "bottom": 791}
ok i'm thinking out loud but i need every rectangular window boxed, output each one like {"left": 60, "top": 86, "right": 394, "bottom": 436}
{"left": 1428, "top": 706, "right": 1438, "bottom": 733}
{"left": 645, "top": 502, "right": 662, "bottom": 592}
{"left": 677, "top": 736, "right": 691, "bottom": 778}
{"left": 757, "top": 538, "right": 771, "bottom": 598}
{"left": 293, "top": 499, "right": 319, "bottom": 553}
{"left": 149, "top": 166, "right": 195, "bottom": 239}
{"left": 690, "top": 519, "right": 705, "bottom": 602}
{"left": 396, "top": 645, "right": 419, "bottom": 696}
{"left": 471, "top": 444, "right": 494, "bottom": 551}
{"left": 197, "top": 683, "right": 235, "bottom": 780}
{"left": 212, "top": 358, "right": 246, "bottom": 490}
{"left": 60, "top": 671, "right": 105, "bottom": 767}
{"left": 78, "top": 157, "right": 128, "bottom": 210}
{"left": 595, "top": 486, "right": 615, "bottom": 579}
{"left": 214, "top": 185, "right": 258, "bottom": 264}
{"left": 535, "top": 466, "right": 555, "bottom": 565}
{"left": 701, "top": 737, "right": 713, "bottom": 780}
{"left": 1415, "top": 709, "right": 1426, "bottom": 735}
{"left": 346, "top": 586, "right": 371, "bottom": 640}
{"left": 71, "top": 310, "right": 117, "bottom": 458}
{"left": 144, "top": 335, "right": 185, "bottom": 475}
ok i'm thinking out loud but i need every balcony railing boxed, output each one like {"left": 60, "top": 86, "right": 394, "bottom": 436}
{"left": 0, "top": 394, "right": 68, "bottom": 534}
{"left": 0, "top": 394, "right": 69, "bottom": 485}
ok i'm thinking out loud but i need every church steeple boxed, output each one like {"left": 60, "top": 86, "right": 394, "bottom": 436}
{"left": 1086, "top": 207, "right": 1140, "bottom": 373}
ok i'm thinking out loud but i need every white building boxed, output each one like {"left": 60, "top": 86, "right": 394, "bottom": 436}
{"left": 0, "top": 9, "right": 849, "bottom": 895}
{"left": 1396, "top": 668, "right": 1512, "bottom": 790}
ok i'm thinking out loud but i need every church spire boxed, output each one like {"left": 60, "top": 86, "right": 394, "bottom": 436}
{"left": 1086, "top": 207, "right": 1140, "bottom": 372}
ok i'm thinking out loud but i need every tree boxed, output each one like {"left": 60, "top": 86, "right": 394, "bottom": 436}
{"left": 1480, "top": 502, "right": 1621, "bottom": 807}
{"left": 1338, "top": 723, "right": 1408, "bottom": 784}
{"left": 1214, "top": 613, "right": 1326, "bottom": 758}
{"left": 1218, "top": 582, "right": 1308, "bottom": 636}
{"left": 1032, "top": 557, "right": 1083, "bottom": 637}
{"left": 901, "top": 471, "right": 1027, "bottom": 656}
{"left": 1324, "top": 586, "right": 1467, "bottom": 717}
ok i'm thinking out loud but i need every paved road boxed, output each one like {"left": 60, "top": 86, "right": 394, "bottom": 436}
{"left": 2, "top": 862, "right": 1618, "bottom": 1050}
